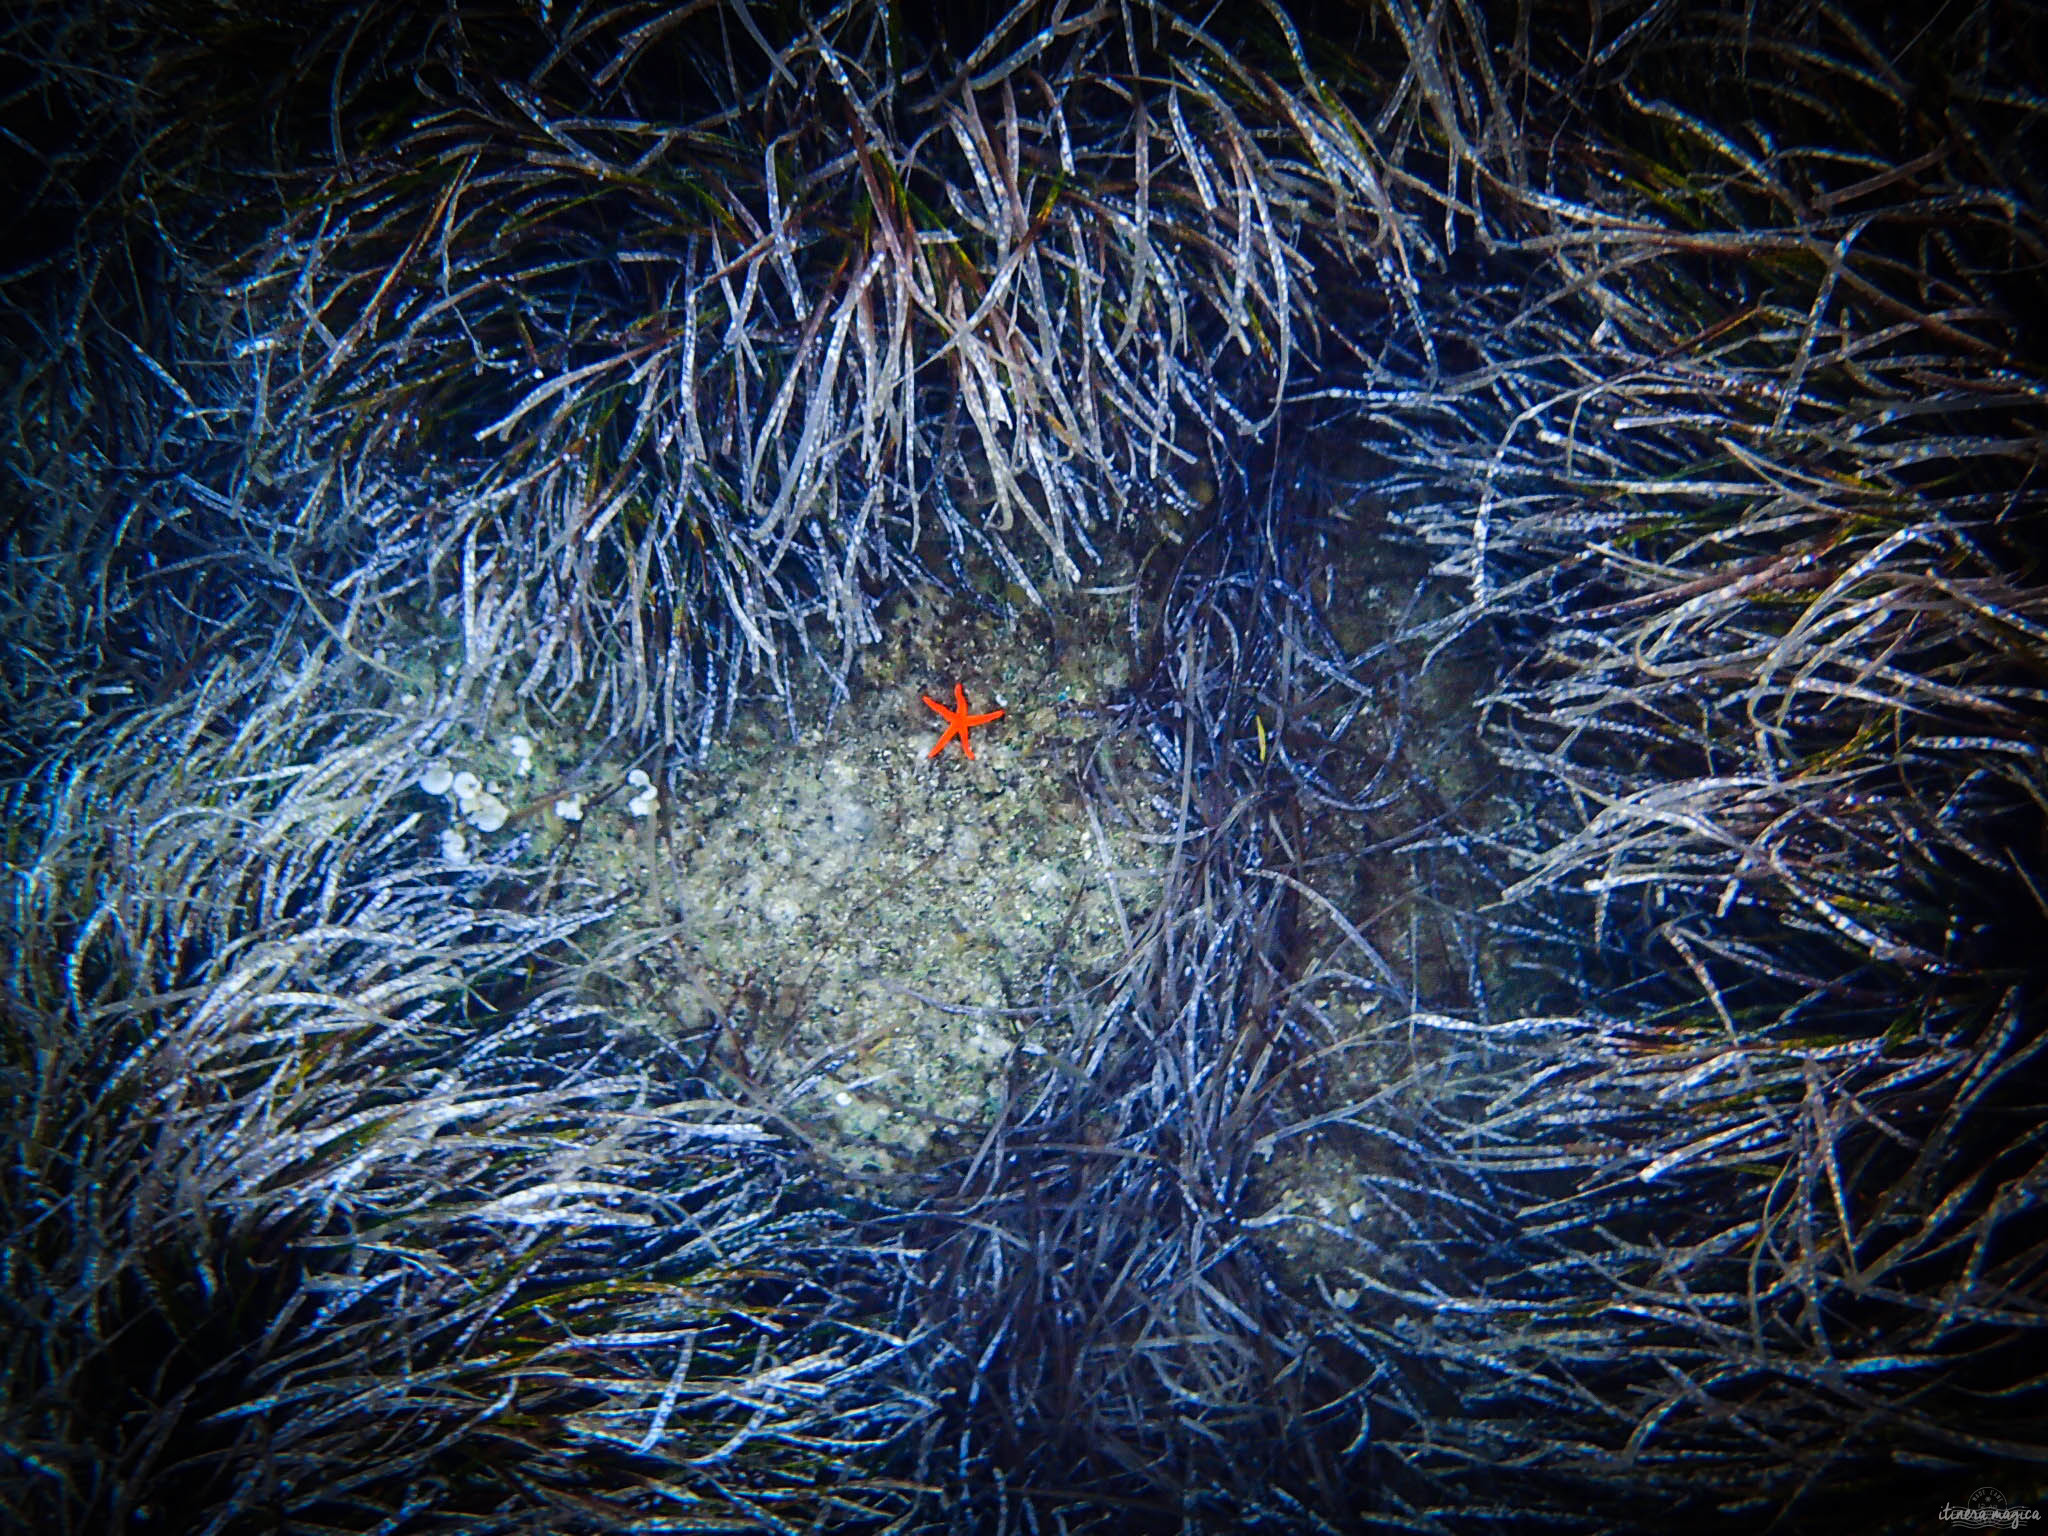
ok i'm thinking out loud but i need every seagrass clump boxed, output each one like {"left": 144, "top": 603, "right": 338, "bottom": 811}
{"left": 3, "top": 0, "right": 2046, "bottom": 1533}
{"left": 1296, "top": 0, "right": 2048, "bottom": 1526}
{"left": 0, "top": 666, "right": 931, "bottom": 1534}
{"left": 6, "top": 0, "right": 1429, "bottom": 760}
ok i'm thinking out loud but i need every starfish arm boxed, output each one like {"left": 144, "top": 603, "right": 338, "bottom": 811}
{"left": 923, "top": 692, "right": 960, "bottom": 757}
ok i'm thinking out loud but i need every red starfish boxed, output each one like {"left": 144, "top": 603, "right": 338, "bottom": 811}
{"left": 923, "top": 682, "right": 1005, "bottom": 760}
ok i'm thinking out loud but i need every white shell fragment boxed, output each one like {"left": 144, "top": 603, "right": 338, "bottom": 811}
{"left": 430, "top": 768, "right": 510, "bottom": 833}
{"left": 553, "top": 794, "right": 584, "bottom": 823}
{"left": 466, "top": 794, "right": 510, "bottom": 833}
{"left": 625, "top": 767, "right": 659, "bottom": 818}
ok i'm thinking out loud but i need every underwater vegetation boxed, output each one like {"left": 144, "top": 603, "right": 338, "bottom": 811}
{"left": 2, "top": 0, "right": 2044, "bottom": 1531}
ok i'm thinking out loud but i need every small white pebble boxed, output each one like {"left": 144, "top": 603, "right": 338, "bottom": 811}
{"left": 439, "top": 828, "right": 468, "bottom": 863}
{"left": 554, "top": 794, "right": 584, "bottom": 823}
{"left": 419, "top": 764, "right": 454, "bottom": 797}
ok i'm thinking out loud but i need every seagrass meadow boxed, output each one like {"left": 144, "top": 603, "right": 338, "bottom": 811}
{"left": 4, "top": 0, "right": 2046, "bottom": 1530}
